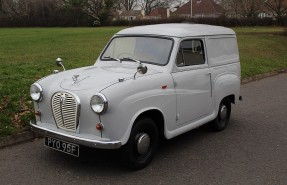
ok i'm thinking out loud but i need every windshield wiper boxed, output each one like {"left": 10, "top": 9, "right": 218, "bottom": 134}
{"left": 121, "top": 57, "right": 142, "bottom": 65}
{"left": 103, "top": 56, "right": 121, "bottom": 62}
{"left": 104, "top": 57, "right": 147, "bottom": 79}
{"left": 104, "top": 56, "right": 142, "bottom": 65}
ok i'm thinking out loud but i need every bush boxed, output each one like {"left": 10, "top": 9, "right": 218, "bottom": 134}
{"left": 282, "top": 16, "right": 287, "bottom": 27}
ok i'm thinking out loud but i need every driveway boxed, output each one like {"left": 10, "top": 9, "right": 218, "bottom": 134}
{"left": 0, "top": 73, "right": 286, "bottom": 185}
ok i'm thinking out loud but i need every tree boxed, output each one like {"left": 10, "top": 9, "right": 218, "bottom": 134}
{"left": 59, "top": 0, "right": 86, "bottom": 25}
{"left": 220, "top": 0, "right": 267, "bottom": 18}
{"left": 140, "top": 0, "right": 169, "bottom": 15}
{"left": 1, "top": 0, "right": 31, "bottom": 19}
{"left": 219, "top": 0, "right": 241, "bottom": 17}
{"left": 116, "top": 0, "right": 137, "bottom": 11}
{"left": 0, "top": 0, "right": 60, "bottom": 25}
{"left": 264, "top": 0, "right": 287, "bottom": 19}
{"left": 0, "top": 0, "right": 3, "bottom": 15}
{"left": 164, "top": 0, "right": 187, "bottom": 9}
{"left": 237, "top": 0, "right": 266, "bottom": 17}
{"left": 82, "top": 0, "right": 115, "bottom": 25}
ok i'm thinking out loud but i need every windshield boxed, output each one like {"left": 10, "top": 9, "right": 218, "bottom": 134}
{"left": 101, "top": 36, "right": 173, "bottom": 66}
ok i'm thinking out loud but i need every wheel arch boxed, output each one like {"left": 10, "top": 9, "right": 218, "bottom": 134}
{"left": 214, "top": 94, "right": 234, "bottom": 115}
{"left": 134, "top": 109, "right": 165, "bottom": 140}
{"left": 226, "top": 94, "right": 235, "bottom": 104}
{"left": 121, "top": 109, "right": 163, "bottom": 170}
{"left": 121, "top": 108, "right": 165, "bottom": 145}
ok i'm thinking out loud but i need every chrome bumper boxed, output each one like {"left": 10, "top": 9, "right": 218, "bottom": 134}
{"left": 30, "top": 121, "right": 122, "bottom": 149}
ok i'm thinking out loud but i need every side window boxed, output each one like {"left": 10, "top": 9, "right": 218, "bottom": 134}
{"left": 176, "top": 40, "right": 205, "bottom": 67}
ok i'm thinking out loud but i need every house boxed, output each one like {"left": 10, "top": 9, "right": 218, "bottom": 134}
{"left": 144, "top": 8, "right": 171, "bottom": 20}
{"left": 111, "top": 11, "right": 120, "bottom": 21}
{"left": 258, "top": 10, "right": 273, "bottom": 18}
{"left": 118, "top": 8, "right": 171, "bottom": 21}
{"left": 258, "top": 4, "right": 274, "bottom": 18}
{"left": 173, "top": 0, "right": 223, "bottom": 18}
{"left": 119, "top": 10, "right": 145, "bottom": 21}
{"left": 221, "top": 3, "right": 273, "bottom": 19}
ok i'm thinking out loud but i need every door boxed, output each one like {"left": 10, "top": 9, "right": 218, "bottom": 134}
{"left": 171, "top": 39, "right": 212, "bottom": 126}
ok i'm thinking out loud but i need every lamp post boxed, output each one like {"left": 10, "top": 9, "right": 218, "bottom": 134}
{"left": 190, "top": 0, "right": 193, "bottom": 18}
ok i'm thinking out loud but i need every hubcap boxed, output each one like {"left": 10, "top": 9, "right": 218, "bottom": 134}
{"left": 220, "top": 105, "right": 227, "bottom": 120}
{"left": 137, "top": 133, "right": 150, "bottom": 155}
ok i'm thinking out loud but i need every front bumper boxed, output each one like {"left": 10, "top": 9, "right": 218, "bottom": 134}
{"left": 30, "top": 121, "right": 122, "bottom": 149}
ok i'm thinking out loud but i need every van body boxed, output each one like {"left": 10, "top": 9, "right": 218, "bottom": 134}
{"left": 30, "top": 24, "right": 241, "bottom": 169}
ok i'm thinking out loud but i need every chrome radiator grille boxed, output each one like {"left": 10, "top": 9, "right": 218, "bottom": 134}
{"left": 51, "top": 92, "right": 80, "bottom": 132}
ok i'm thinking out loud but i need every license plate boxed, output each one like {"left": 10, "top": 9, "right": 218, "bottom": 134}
{"left": 45, "top": 136, "right": 79, "bottom": 157}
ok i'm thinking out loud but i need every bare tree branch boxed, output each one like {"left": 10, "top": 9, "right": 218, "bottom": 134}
{"left": 82, "top": 0, "right": 114, "bottom": 24}
{"left": 140, "top": 0, "right": 169, "bottom": 15}
{"left": 264, "top": 0, "right": 287, "bottom": 19}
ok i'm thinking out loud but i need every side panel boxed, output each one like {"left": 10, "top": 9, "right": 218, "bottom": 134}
{"left": 211, "top": 63, "right": 241, "bottom": 110}
{"left": 206, "top": 35, "right": 241, "bottom": 111}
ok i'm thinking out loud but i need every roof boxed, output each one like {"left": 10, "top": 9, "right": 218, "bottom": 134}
{"left": 116, "top": 24, "right": 235, "bottom": 37}
{"left": 174, "top": 0, "right": 223, "bottom": 16}
{"left": 148, "top": 8, "right": 168, "bottom": 18}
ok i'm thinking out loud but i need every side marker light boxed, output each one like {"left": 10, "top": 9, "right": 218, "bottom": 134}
{"left": 162, "top": 85, "right": 167, "bottom": 89}
{"left": 96, "top": 123, "right": 104, "bottom": 131}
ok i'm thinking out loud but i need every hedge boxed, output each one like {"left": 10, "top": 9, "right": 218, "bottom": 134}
{"left": 0, "top": 16, "right": 286, "bottom": 27}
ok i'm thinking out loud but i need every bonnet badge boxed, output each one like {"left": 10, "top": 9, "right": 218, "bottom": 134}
{"left": 60, "top": 94, "right": 66, "bottom": 104}
{"left": 72, "top": 75, "right": 79, "bottom": 83}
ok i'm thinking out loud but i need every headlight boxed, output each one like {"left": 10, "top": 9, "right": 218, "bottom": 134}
{"left": 90, "top": 93, "right": 108, "bottom": 114}
{"left": 30, "top": 83, "right": 43, "bottom": 101}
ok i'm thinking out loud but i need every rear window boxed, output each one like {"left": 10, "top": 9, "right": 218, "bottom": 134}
{"left": 207, "top": 37, "right": 239, "bottom": 66}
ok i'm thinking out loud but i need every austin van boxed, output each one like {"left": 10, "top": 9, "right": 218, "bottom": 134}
{"left": 30, "top": 24, "right": 241, "bottom": 169}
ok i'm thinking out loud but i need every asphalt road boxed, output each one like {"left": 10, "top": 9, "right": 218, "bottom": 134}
{"left": 1, "top": 74, "right": 287, "bottom": 185}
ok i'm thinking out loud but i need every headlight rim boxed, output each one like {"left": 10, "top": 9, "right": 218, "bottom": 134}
{"left": 90, "top": 93, "right": 108, "bottom": 114}
{"left": 30, "top": 83, "right": 43, "bottom": 102}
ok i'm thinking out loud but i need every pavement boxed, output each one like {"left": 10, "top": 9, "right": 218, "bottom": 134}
{"left": 0, "top": 73, "right": 286, "bottom": 185}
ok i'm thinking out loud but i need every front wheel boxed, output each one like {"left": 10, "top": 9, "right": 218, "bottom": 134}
{"left": 211, "top": 98, "right": 231, "bottom": 131}
{"left": 121, "top": 117, "right": 159, "bottom": 170}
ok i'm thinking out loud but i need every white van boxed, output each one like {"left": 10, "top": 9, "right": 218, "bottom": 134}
{"left": 30, "top": 24, "right": 241, "bottom": 169}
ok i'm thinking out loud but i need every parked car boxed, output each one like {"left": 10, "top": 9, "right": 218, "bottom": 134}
{"left": 30, "top": 24, "right": 241, "bottom": 170}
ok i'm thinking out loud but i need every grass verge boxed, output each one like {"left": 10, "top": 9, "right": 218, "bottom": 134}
{"left": 235, "top": 27, "right": 287, "bottom": 78}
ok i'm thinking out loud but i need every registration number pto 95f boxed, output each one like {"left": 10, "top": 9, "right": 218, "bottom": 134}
{"left": 45, "top": 136, "right": 79, "bottom": 157}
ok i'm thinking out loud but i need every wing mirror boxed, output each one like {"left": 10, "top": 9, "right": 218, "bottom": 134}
{"left": 137, "top": 64, "right": 147, "bottom": 75}
{"left": 55, "top": 58, "right": 66, "bottom": 71}
{"left": 134, "top": 64, "right": 148, "bottom": 79}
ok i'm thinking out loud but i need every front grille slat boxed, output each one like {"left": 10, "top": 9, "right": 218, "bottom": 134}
{"left": 51, "top": 92, "right": 80, "bottom": 132}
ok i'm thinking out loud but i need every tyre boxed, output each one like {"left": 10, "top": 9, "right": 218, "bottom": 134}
{"left": 211, "top": 98, "right": 231, "bottom": 131}
{"left": 121, "top": 117, "right": 159, "bottom": 170}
